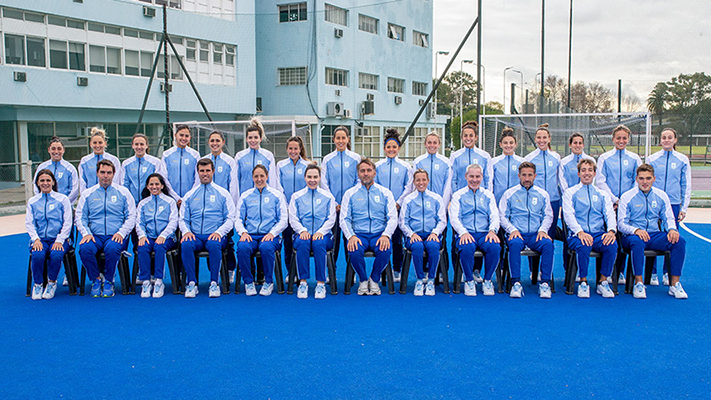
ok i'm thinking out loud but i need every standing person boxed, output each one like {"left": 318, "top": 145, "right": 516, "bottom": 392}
{"left": 321, "top": 126, "right": 361, "bottom": 263}
{"left": 450, "top": 120, "right": 491, "bottom": 191}
{"left": 135, "top": 174, "right": 178, "bottom": 298}
{"left": 562, "top": 159, "right": 618, "bottom": 298}
{"left": 340, "top": 159, "right": 398, "bottom": 296}
{"left": 277, "top": 136, "right": 311, "bottom": 282}
{"left": 26, "top": 170, "right": 73, "bottom": 300}
{"left": 375, "top": 129, "right": 413, "bottom": 283}
{"left": 449, "top": 165, "right": 501, "bottom": 297}
{"left": 647, "top": 127, "right": 691, "bottom": 286}
{"left": 33, "top": 136, "right": 79, "bottom": 204}
{"left": 399, "top": 169, "right": 447, "bottom": 296}
{"left": 235, "top": 165, "right": 288, "bottom": 297}
{"left": 524, "top": 123, "right": 561, "bottom": 242}
{"left": 179, "top": 159, "right": 236, "bottom": 298}
{"left": 76, "top": 160, "right": 136, "bottom": 298}
{"left": 618, "top": 164, "right": 687, "bottom": 299}
{"left": 487, "top": 127, "right": 525, "bottom": 203}
{"left": 499, "top": 162, "right": 555, "bottom": 299}
{"left": 162, "top": 124, "right": 201, "bottom": 202}
{"left": 289, "top": 164, "right": 337, "bottom": 299}
{"left": 234, "top": 117, "right": 279, "bottom": 196}
{"left": 595, "top": 124, "right": 642, "bottom": 284}
{"left": 413, "top": 131, "right": 452, "bottom": 206}
{"left": 78, "top": 127, "right": 123, "bottom": 193}
{"left": 200, "top": 130, "right": 239, "bottom": 283}
{"left": 559, "top": 132, "right": 596, "bottom": 192}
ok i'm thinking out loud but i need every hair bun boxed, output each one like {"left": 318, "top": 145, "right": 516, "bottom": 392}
{"left": 502, "top": 127, "right": 514, "bottom": 134}
{"left": 249, "top": 116, "right": 264, "bottom": 131}
{"left": 386, "top": 128, "right": 398, "bottom": 136}
{"left": 539, "top": 123, "right": 550, "bottom": 129}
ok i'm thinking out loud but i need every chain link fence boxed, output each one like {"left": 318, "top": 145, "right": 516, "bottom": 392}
{"left": 0, "top": 161, "right": 34, "bottom": 214}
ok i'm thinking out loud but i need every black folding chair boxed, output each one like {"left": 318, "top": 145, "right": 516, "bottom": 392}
{"left": 26, "top": 246, "right": 79, "bottom": 296}
{"left": 623, "top": 248, "right": 670, "bottom": 294}
{"left": 131, "top": 248, "right": 181, "bottom": 295}
{"left": 79, "top": 250, "right": 131, "bottom": 295}
{"left": 234, "top": 249, "right": 283, "bottom": 294}
{"left": 399, "top": 239, "right": 450, "bottom": 294}
{"left": 344, "top": 250, "right": 395, "bottom": 295}
{"left": 286, "top": 249, "right": 337, "bottom": 295}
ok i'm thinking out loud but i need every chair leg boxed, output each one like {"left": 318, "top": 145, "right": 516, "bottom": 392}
{"left": 234, "top": 264, "right": 241, "bottom": 294}
{"left": 385, "top": 263, "right": 395, "bottom": 295}
{"left": 327, "top": 251, "right": 338, "bottom": 295}
{"left": 220, "top": 252, "right": 230, "bottom": 294}
{"left": 120, "top": 255, "right": 131, "bottom": 295}
{"left": 644, "top": 255, "right": 654, "bottom": 285}
{"left": 287, "top": 251, "right": 296, "bottom": 295}
{"left": 441, "top": 250, "right": 450, "bottom": 294}
{"left": 64, "top": 251, "right": 78, "bottom": 296}
{"left": 80, "top": 266, "right": 87, "bottom": 296}
{"left": 275, "top": 252, "right": 284, "bottom": 294}
{"left": 531, "top": 256, "right": 540, "bottom": 285}
{"left": 399, "top": 250, "right": 411, "bottom": 294}
{"left": 565, "top": 251, "right": 577, "bottom": 295}
{"left": 344, "top": 260, "right": 354, "bottom": 295}
{"left": 452, "top": 253, "right": 461, "bottom": 294}
{"left": 625, "top": 255, "right": 634, "bottom": 294}
{"left": 26, "top": 258, "right": 33, "bottom": 297}
{"left": 166, "top": 251, "right": 180, "bottom": 295}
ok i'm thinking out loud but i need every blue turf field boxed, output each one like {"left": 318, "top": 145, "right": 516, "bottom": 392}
{"left": 2, "top": 224, "right": 710, "bottom": 399}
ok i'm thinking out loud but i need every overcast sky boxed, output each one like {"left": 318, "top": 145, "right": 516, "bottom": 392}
{"left": 433, "top": 0, "right": 711, "bottom": 108}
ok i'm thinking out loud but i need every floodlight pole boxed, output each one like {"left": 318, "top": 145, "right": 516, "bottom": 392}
{"left": 476, "top": 0, "right": 482, "bottom": 120}
{"left": 163, "top": 3, "right": 170, "bottom": 129}
{"left": 566, "top": 0, "right": 573, "bottom": 110}
{"left": 540, "top": 0, "right": 545, "bottom": 113}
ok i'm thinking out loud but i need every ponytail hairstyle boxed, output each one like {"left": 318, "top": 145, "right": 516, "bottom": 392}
{"left": 500, "top": 127, "right": 516, "bottom": 143}
{"left": 568, "top": 132, "right": 584, "bottom": 145}
{"left": 660, "top": 127, "right": 677, "bottom": 150}
{"left": 286, "top": 136, "right": 308, "bottom": 161}
{"left": 461, "top": 120, "right": 478, "bottom": 135}
{"left": 536, "top": 123, "right": 551, "bottom": 150}
{"left": 333, "top": 126, "right": 351, "bottom": 150}
{"left": 246, "top": 117, "right": 265, "bottom": 141}
{"left": 383, "top": 128, "right": 401, "bottom": 148}
{"left": 35, "top": 169, "right": 58, "bottom": 192}
{"left": 141, "top": 173, "right": 170, "bottom": 199}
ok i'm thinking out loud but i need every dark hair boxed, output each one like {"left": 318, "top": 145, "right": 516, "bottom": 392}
{"left": 252, "top": 164, "right": 268, "bottom": 176}
{"left": 568, "top": 132, "right": 584, "bottom": 145}
{"left": 48, "top": 136, "right": 64, "bottom": 148}
{"left": 636, "top": 163, "right": 655, "bottom": 176}
{"left": 209, "top": 130, "right": 225, "bottom": 142}
{"left": 518, "top": 161, "right": 536, "bottom": 173}
{"left": 413, "top": 168, "right": 429, "bottom": 180}
{"left": 197, "top": 158, "right": 214, "bottom": 171}
{"left": 246, "top": 117, "right": 264, "bottom": 140}
{"left": 384, "top": 129, "right": 401, "bottom": 147}
{"left": 132, "top": 133, "right": 148, "bottom": 145}
{"left": 287, "top": 136, "right": 308, "bottom": 160}
{"left": 576, "top": 158, "right": 596, "bottom": 172}
{"left": 333, "top": 126, "right": 351, "bottom": 150}
{"left": 612, "top": 124, "right": 631, "bottom": 137}
{"left": 536, "top": 123, "right": 551, "bottom": 150}
{"left": 304, "top": 163, "right": 321, "bottom": 177}
{"left": 461, "top": 120, "right": 478, "bottom": 134}
{"left": 500, "top": 127, "right": 517, "bottom": 143}
{"left": 175, "top": 124, "right": 190, "bottom": 134}
{"left": 141, "top": 173, "right": 170, "bottom": 199}
{"left": 660, "top": 127, "right": 677, "bottom": 150}
{"left": 35, "top": 169, "right": 58, "bottom": 192}
{"left": 96, "top": 159, "right": 115, "bottom": 173}
{"left": 357, "top": 158, "right": 376, "bottom": 170}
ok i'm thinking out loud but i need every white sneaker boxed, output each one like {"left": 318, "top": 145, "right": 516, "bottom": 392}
{"left": 413, "top": 280, "right": 424, "bottom": 296}
{"left": 510, "top": 282, "right": 524, "bottom": 298}
{"left": 650, "top": 274, "right": 659, "bottom": 286}
{"left": 596, "top": 281, "right": 615, "bottom": 298}
{"left": 461, "top": 273, "right": 466, "bottom": 283}
{"left": 577, "top": 282, "right": 590, "bottom": 298}
{"left": 393, "top": 271, "right": 401, "bottom": 283}
{"left": 464, "top": 280, "right": 477, "bottom": 296}
{"left": 32, "top": 284, "right": 43, "bottom": 300}
{"left": 315, "top": 283, "right": 326, "bottom": 299}
{"left": 425, "top": 280, "right": 435, "bottom": 296}
{"left": 618, "top": 273, "right": 626, "bottom": 285}
{"left": 575, "top": 274, "right": 581, "bottom": 283}
{"left": 42, "top": 282, "right": 57, "bottom": 300}
{"left": 368, "top": 278, "right": 381, "bottom": 296}
{"left": 245, "top": 283, "right": 257, "bottom": 296}
{"left": 135, "top": 277, "right": 143, "bottom": 286}
{"left": 473, "top": 270, "right": 484, "bottom": 283}
{"left": 669, "top": 282, "right": 688, "bottom": 299}
{"left": 297, "top": 282, "right": 308, "bottom": 299}
{"left": 259, "top": 283, "right": 274, "bottom": 296}
{"left": 229, "top": 270, "right": 236, "bottom": 284}
{"left": 633, "top": 282, "right": 646, "bottom": 299}
{"left": 209, "top": 281, "right": 221, "bottom": 298}
{"left": 152, "top": 280, "right": 165, "bottom": 298}
{"left": 62, "top": 275, "right": 68, "bottom": 287}
{"left": 357, "top": 280, "right": 369, "bottom": 296}
{"left": 606, "top": 276, "right": 612, "bottom": 284}
{"left": 482, "top": 280, "right": 495, "bottom": 296}
{"left": 662, "top": 273, "right": 669, "bottom": 286}
{"left": 141, "top": 281, "right": 152, "bottom": 298}
{"left": 184, "top": 282, "right": 198, "bottom": 298}
{"left": 539, "top": 282, "right": 552, "bottom": 299}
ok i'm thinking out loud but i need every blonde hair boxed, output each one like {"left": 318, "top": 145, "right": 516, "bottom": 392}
{"left": 535, "top": 123, "right": 551, "bottom": 150}
{"left": 426, "top": 131, "right": 441, "bottom": 142}
{"left": 246, "top": 117, "right": 265, "bottom": 141}
{"left": 89, "top": 127, "right": 107, "bottom": 143}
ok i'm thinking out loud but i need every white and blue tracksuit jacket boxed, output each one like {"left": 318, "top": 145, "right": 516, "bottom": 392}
{"left": 162, "top": 146, "right": 201, "bottom": 199}
{"left": 449, "top": 186, "right": 500, "bottom": 236}
{"left": 558, "top": 152, "right": 596, "bottom": 192}
{"left": 321, "top": 149, "right": 361, "bottom": 205}
{"left": 524, "top": 149, "right": 562, "bottom": 202}
{"left": 398, "top": 189, "right": 447, "bottom": 238}
{"left": 201, "top": 153, "right": 239, "bottom": 203}
{"left": 450, "top": 146, "right": 491, "bottom": 192}
{"left": 618, "top": 187, "right": 677, "bottom": 235}
{"left": 135, "top": 193, "right": 179, "bottom": 240}
{"left": 121, "top": 154, "right": 171, "bottom": 204}
{"left": 647, "top": 150, "right": 691, "bottom": 212}
{"left": 486, "top": 154, "right": 525, "bottom": 203}
{"left": 75, "top": 183, "right": 136, "bottom": 238}
{"left": 562, "top": 183, "right": 616, "bottom": 235}
{"left": 277, "top": 157, "right": 311, "bottom": 203}
{"left": 288, "top": 187, "right": 337, "bottom": 235}
{"left": 78, "top": 152, "right": 123, "bottom": 193}
{"left": 375, "top": 156, "right": 413, "bottom": 206}
{"left": 413, "top": 152, "right": 453, "bottom": 206}
{"left": 234, "top": 147, "right": 280, "bottom": 196}
{"left": 235, "top": 186, "right": 288, "bottom": 237}
{"left": 499, "top": 184, "right": 553, "bottom": 235}
{"left": 339, "top": 183, "right": 398, "bottom": 239}
{"left": 179, "top": 182, "right": 235, "bottom": 237}
{"left": 595, "top": 148, "right": 642, "bottom": 203}
{"left": 33, "top": 159, "right": 79, "bottom": 204}
{"left": 25, "top": 191, "right": 73, "bottom": 244}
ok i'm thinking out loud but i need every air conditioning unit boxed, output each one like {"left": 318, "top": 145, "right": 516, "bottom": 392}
{"left": 160, "top": 82, "right": 172, "bottom": 93}
{"left": 13, "top": 71, "right": 26, "bottom": 82}
{"left": 326, "top": 101, "right": 344, "bottom": 117}
{"left": 362, "top": 100, "right": 375, "bottom": 115}
{"left": 394, "top": 96, "right": 403, "bottom": 105}
{"left": 419, "top": 99, "right": 425, "bottom": 106}
{"left": 344, "top": 109, "right": 352, "bottom": 119}
{"left": 426, "top": 103, "right": 436, "bottom": 119}
{"left": 366, "top": 93, "right": 374, "bottom": 101}
{"left": 77, "top": 77, "right": 88, "bottom": 87}
{"left": 334, "top": 28, "right": 344, "bottom": 38}
{"left": 334, "top": 89, "right": 341, "bottom": 97}
{"left": 143, "top": 6, "right": 156, "bottom": 17}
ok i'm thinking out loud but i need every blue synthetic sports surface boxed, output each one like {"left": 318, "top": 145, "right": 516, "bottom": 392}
{"left": 2, "top": 224, "right": 711, "bottom": 399}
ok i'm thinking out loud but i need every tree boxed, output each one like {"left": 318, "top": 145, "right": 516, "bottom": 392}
{"left": 647, "top": 82, "right": 668, "bottom": 125}
{"left": 662, "top": 72, "right": 711, "bottom": 141}
{"left": 539, "top": 75, "right": 614, "bottom": 113}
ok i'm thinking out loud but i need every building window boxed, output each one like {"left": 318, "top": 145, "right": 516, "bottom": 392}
{"left": 358, "top": 14, "right": 378, "bottom": 34}
{"left": 124, "top": 29, "right": 139, "bottom": 38}
{"left": 125, "top": 50, "right": 140, "bottom": 76}
{"left": 279, "top": 3, "right": 307, "bottom": 23}
{"left": 139, "top": 31, "right": 154, "bottom": 40}
{"left": 25, "top": 12, "right": 45, "bottom": 24}
{"left": 89, "top": 45, "right": 106, "bottom": 73}
{"left": 106, "top": 47, "right": 121, "bottom": 74}
{"left": 69, "top": 42, "right": 85, "bottom": 71}
{"left": 3, "top": 8, "right": 24, "bottom": 20}
{"left": 26, "top": 37, "right": 46, "bottom": 67}
{"left": 213, "top": 43, "right": 223, "bottom": 64}
{"left": 140, "top": 51, "right": 153, "bottom": 77}
{"left": 354, "top": 126, "right": 381, "bottom": 159}
{"left": 157, "top": 55, "right": 183, "bottom": 80}
{"left": 88, "top": 22, "right": 104, "bottom": 33}
{"left": 412, "top": 81, "right": 428, "bottom": 96}
{"left": 325, "top": 67, "right": 348, "bottom": 86}
{"left": 225, "top": 45, "right": 235, "bottom": 66}
{"left": 388, "top": 77, "right": 405, "bottom": 93}
{"left": 413, "top": 30, "right": 429, "bottom": 48}
{"left": 199, "top": 41, "right": 209, "bottom": 62}
{"left": 359, "top": 73, "right": 379, "bottom": 90}
{"left": 325, "top": 4, "right": 347, "bottom": 26}
{"left": 186, "top": 39, "right": 196, "bottom": 61}
{"left": 67, "top": 19, "right": 85, "bottom": 30}
{"left": 49, "top": 40, "right": 68, "bottom": 69}
{"left": 4, "top": 34, "right": 25, "bottom": 65}
{"left": 387, "top": 23, "right": 404, "bottom": 41}
{"left": 48, "top": 16, "right": 66, "bottom": 27}
{"left": 278, "top": 67, "right": 307, "bottom": 86}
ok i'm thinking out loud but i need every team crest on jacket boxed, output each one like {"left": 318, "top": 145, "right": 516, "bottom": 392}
{"left": 57, "top": 172, "right": 63, "bottom": 179}
{"left": 264, "top": 197, "right": 270, "bottom": 203}
{"left": 425, "top": 201, "right": 431, "bottom": 208}
{"left": 592, "top": 195, "right": 599, "bottom": 202}
{"left": 344, "top": 161, "right": 350, "bottom": 167}
{"left": 511, "top": 165, "right": 517, "bottom": 171}
{"left": 257, "top": 160, "right": 262, "bottom": 165}
{"left": 49, "top": 204, "right": 55, "bottom": 211}
{"left": 434, "top": 164, "right": 440, "bottom": 170}
{"left": 184, "top": 159, "right": 190, "bottom": 165}
{"left": 374, "top": 195, "right": 381, "bottom": 203}
{"left": 548, "top": 160, "right": 553, "bottom": 167}
{"left": 111, "top": 195, "right": 117, "bottom": 203}
{"left": 142, "top": 167, "right": 148, "bottom": 173}
{"left": 531, "top": 197, "right": 538, "bottom": 205}
{"left": 472, "top": 159, "right": 478, "bottom": 164}
{"left": 158, "top": 206, "right": 164, "bottom": 212}
{"left": 297, "top": 169, "right": 303, "bottom": 174}
{"left": 394, "top": 167, "right": 399, "bottom": 173}
{"left": 316, "top": 198, "right": 321, "bottom": 205}
{"left": 671, "top": 162, "right": 677, "bottom": 169}
{"left": 652, "top": 200, "right": 657, "bottom": 208}
{"left": 210, "top": 195, "right": 216, "bottom": 202}
{"left": 623, "top": 160, "right": 629, "bottom": 166}
{"left": 218, "top": 166, "right": 223, "bottom": 173}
